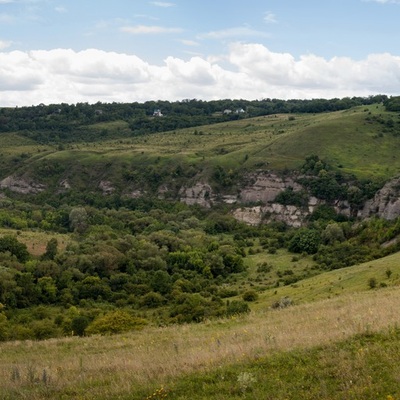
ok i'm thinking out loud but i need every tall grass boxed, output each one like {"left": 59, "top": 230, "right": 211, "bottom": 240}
{"left": 1, "top": 287, "right": 400, "bottom": 399}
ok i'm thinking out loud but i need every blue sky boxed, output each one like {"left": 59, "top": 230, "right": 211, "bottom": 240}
{"left": 1, "top": 0, "right": 400, "bottom": 106}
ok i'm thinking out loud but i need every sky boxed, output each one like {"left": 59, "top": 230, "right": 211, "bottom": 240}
{"left": 1, "top": 0, "right": 400, "bottom": 106}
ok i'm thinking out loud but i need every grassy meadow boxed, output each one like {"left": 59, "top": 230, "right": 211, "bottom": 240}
{"left": 2, "top": 251, "right": 400, "bottom": 399}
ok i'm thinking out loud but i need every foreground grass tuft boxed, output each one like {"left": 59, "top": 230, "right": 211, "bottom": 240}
{"left": 166, "top": 328, "right": 400, "bottom": 399}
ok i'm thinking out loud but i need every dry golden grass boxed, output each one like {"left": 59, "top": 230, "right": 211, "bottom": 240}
{"left": 0, "top": 229, "right": 70, "bottom": 256}
{"left": 1, "top": 287, "right": 400, "bottom": 398}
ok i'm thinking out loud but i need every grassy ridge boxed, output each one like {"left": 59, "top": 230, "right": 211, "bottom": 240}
{"left": 2, "top": 103, "right": 400, "bottom": 189}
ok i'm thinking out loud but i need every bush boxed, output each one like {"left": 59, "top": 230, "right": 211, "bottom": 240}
{"left": 268, "top": 247, "right": 277, "bottom": 254}
{"left": 274, "top": 188, "right": 308, "bottom": 207}
{"left": 71, "top": 315, "right": 91, "bottom": 336}
{"left": 256, "top": 262, "right": 272, "bottom": 273}
{"left": 368, "top": 277, "right": 377, "bottom": 289}
{"left": 271, "top": 296, "right": 293, "bottom": 309}
{"left": 0, "top": 313, "right": 9, "bottom": 341}
{"left": 288, "top": 229, "right": 321, "bottom": 254}
{"left": 139, "top": 292, "right": 165, "bottom": 308}
{"left": 218, "top": 288, "right": 239, "bottom": 298}
{"left": 0, "top": 235, "right": 30, "bottom": 262}
{"left": 226, "top": 300, "right": 250, "bottom": 316}
{"left": 85, "top": 310, "right": 148, "bottom": 335}
{"left": 242, "top": 290, "right": 258, "bottom": 302}
{"left": 30, "top": 319, "right": 62, "bottom": 340}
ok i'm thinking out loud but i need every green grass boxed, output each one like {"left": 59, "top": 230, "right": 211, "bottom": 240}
{"left": 257, "top": 250, "right": 400, "bottom": 307}
{"left": 165, "top": 328, "right": 400, "bottom": 400}
{"left": 2, "top": 285, "right": 400, "bottom": 399}
{"left": 2, "top": 250, "right": 400, "bottom": 398}
{"left": 143, "top": 106, "right": 400, "bottom": 179}
{"left": 3, "top": 103, "right": 400, "bottom": 189}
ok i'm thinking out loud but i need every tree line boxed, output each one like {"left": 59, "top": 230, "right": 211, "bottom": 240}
{"left": 0, "top": 95, "right": 388, "bottom": 143}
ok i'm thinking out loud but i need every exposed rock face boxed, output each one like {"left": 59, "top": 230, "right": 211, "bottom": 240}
{"left": 0, "top": 175, "right": 45, "bottom": 194}
{"left": 239, "top": 172, "right": 302, "bottom": 203}
{"left": 179, "top": 183, "right": 213, "bottom": 208}
{"left": 261, "top": 203, "right": 307, "bottom": 228}
{"left": 128, "top": 189, "right": 144, "bottom": 199}
{"left": 333, "top": 200, "right": 351, "bottom": 218}
{"left": 233, "top": 207, "right": 263, "bottom": 225}
{"left": 360, "top": 177, "right": 400, "bottom": 220}
{"left": 233, "top": 172, "right": 307, "bottom": 226}
{"left": 234, "top": 203, "right": 310, "bottom": 227}
{"left": 157, "top": 184, "right": 169, "bottom": 199}
{"left": 99, "top": 180, "right": 115, "bottom": 195}
{"left": 59, "top": 179, "right": 71, "bottom": 189}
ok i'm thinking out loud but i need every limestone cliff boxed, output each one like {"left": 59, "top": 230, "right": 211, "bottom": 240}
{"left": 0, "top": 175, "right": 45, "bottom": 194}
{"left": 359, "top": 177, "right": 400, "bottom": 220}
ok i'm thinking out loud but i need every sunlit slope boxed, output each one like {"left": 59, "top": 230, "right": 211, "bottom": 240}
{"left": 70, "top": 104, "right": 400, "bottom": 180}
{"left": 2, "top": 103, "right": 400, "bottom": 185}
{"left": 256, "top": 250, "right": 400, "bottom": 308}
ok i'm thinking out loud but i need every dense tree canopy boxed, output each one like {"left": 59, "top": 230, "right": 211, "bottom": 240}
{"left": 0, "top": 96, "right": 387, "bottom": 143}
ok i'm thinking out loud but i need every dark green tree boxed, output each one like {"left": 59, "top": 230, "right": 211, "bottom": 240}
{"left": 0, "top": 235, "right": 30, "bottom": 263}
{"left": 288, "top": 229, "right": 321, "bottom": 254}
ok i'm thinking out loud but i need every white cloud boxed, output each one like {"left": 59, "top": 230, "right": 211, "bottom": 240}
{"left": 121, "top": 25, "right": 183, "bottom": 34}
{"left": 0, "top": 0, "right": 14, "bottom": 3}
{"left": 264, "top": 12, "right": 277, "bottom": 24}
{"left": 133, "top": 14, "right": 159, "bottom": 20}
{"left": 150, "top": 1, "right": 175, "bottom": 7}
{"left": 0, "top": 45, "right": 400, "bottom": 106}
{"left": 180, "top": 39, "right": 200, "bottom": 47}
{"left": 55, "top": 6, "right": 67, "bottom": 13}
{"left": 0, "top": 40, "right": 12, "bottom": 49}
{"left": 199, "top": 27, "right": 270, "bottom": 40}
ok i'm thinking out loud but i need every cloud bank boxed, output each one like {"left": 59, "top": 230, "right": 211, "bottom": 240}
{"left": 1, "top": 43, "right": 400, "bottom": 106}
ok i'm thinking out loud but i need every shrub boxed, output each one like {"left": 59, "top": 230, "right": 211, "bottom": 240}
{"left": 139, "top": 292, "right": 165, "bottom": 308}
{"left": 274, "top": 187, "right": 308, "bottom": 207}
{"left": 85, "top": 310, "right": 148, "bottom": 335}
{"left": 368, "top": 277, "right": 377, "bottom": 289}
{"left": 218, "top": 288, "right": 239, "bottom": 298}
{"left": 0, "top": 313, "right": 9, "bottom": 341}
{"left": 256, "top": 262, "right": 272, "bottom": 273}
{"left": 271, "top": 296, "right": 293, "bottom": 309}
{"left": 30, "top": 319, "right": 62, "bottom": 340}
{"left": 268, "top": 246, "right": 277, "bottom": 254}
{"left": 289, "top": 229, "right": 321, "bottom": 254}
{"left": 71, "top": 315, "right": 91, "bottom": 336}
{"left": 242, "top": 290, "right": 258, "bottom": 302}
{"left": 0, "top": 235, "right": 30, "bottom": 262}
{"left": 226, "top": 300, "right": 250, "bottom": 316}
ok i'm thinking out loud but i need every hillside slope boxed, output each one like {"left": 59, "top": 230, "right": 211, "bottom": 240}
{"left": 1, "top": 104, "right": 400, "bottom": 196}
